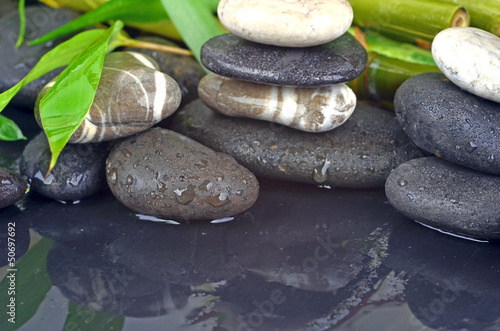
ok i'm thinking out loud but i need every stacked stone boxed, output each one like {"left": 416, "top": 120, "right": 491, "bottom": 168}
{"left": 198, "top": 0, "right": 367, "bottom": 133}
{"left": 386, "top": 27, "right": 500, "bottom": 241}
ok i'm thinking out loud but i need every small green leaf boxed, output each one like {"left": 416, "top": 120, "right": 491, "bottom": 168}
{"left": 30, "top": 0, "right": 169, "bottom": 46}
{"left": 0, "top": 29, "right": 106, "bottom": 114}
{"left": 0, "top": 238, "right": 54, "bottom": 331}
{"left": 160, "top": 0, "right": 224, "bottom": 67}
{"left": 64, "top": 302, "right": 125, "bottom": 331}
{"left": 0, "top": 114, "right": 26, "bottom": 141}
{"left": 39, "top": 21, "right": 124, "bottom": 175}
{"left": 15, "top": 0, "right": 26, "bottom": 48}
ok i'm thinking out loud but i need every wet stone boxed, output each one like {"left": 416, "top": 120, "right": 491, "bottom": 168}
{"left": 0, "top": 167, "right": 28, "bottom": 208}
{"left": 19, "top": 132, "right": 109, "bottom": 201}
{"left": 394, "top": 72, "right": 500, "bottom": 175}
{"left": 35, "top": 51, "right": 182, "bottom": 143}
{"left": 201, "top": 32, "right": 367, "bottom": 86}
{"left": 432, "top": 27, "right": 500, "bottom": 103}
{"left": 124, "top": 36, "right": 205, "bottom": 106}
{"left": 171, "top": 99, "right": 424, "bottom": 189}
{"left": 199, "top": 73, "right": 356, "bottom": 133}
{"left": 218, "top": 0, "right": 353, "bottom": 47}
{"left": 385, "top": 157, "right": 500, "bottom": 241}
{"left": 105, "top": 127, "right": 259, "bottom": 221}
{"left": 0, "top": 6, "right": 80, "bottom": 109}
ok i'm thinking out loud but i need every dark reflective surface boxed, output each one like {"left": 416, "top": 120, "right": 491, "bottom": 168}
{"left": 1, "top": 106, "right": 500, "bottom": 331}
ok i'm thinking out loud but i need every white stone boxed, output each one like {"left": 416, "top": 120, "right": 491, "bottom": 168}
{"left": 432, "top": 27, "right": 500, "bottom": 103}
{"left": 217, "top": 0, "right": 353, "bottom": 47}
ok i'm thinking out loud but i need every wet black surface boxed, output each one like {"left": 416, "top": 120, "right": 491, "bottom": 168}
{"left": 1, "top": 105, "right": 500, "bottom": 331}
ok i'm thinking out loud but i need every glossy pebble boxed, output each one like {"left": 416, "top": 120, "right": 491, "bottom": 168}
{"left": 432, "top": 27, "right": 500, "bottom": 103}
{"left": 35, "top": 52, "right": 181, "bottom": 143}
{"left": 386, "top": 157, "right": 500, "bottom": 241}
{"left": 199, "top": 74, "right": 356, "bottom": 132}
{"left": 218, "top": 0, "right": 353, "bottom": 47}
{"left": 201, "top": 33, "right": 367, "bottom": 86}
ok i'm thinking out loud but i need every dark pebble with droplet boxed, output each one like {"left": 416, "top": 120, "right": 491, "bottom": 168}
{"left": 385, "top": 157, "right": 500, "bottom": 240}
{"left": 124, "top": 36, "right": 205, "bottom": 107}
{"left": 171, "top": 99, "right": 424, "bottom": 188}
{"left": 19, "top": 132, "right": 109, "bottom": 201}
{"left": 394, "top": 72, "right": 500, "bottom": 175}
{"left": 0, "top": 167, "right": 28, "bottom": 208}
{"left": 201, "top": 32, "right": 367, "bottom": 86}
{"left": 105, "top": 127, "right": 259, "bottom": 221}
{"left": 0, "top": 6, "right": 80, "bottom": 109}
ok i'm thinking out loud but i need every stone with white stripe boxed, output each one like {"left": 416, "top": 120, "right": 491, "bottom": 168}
{"left": 35, "top": 52, "right": 182, "bottom": 143}
{"left": 199, "top": 73, "right": 356, "bottom": 132}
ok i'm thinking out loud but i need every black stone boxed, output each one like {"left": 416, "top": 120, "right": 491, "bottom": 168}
{"left": 0, "top": 167, "right": 27, "bottom": 208}
{"left": 385, "top": 157, "right": 500, "bottom": 240}
{"left": 0, "top": 6, "right": 80, "bottom": 109}
{"left": 125, "top": 36, "right": 205, "bottom": 107}
{"left": 201, "top": 32, "right": 367, "bottom": 86}
{"left": 394, "top": 72, "right": 500, "bottom": 175}
{"left": 171, "top": 100, "right": 424, "bottom": 188}
{"left": 20, "top": 132, "right": 109, "bottom": 201}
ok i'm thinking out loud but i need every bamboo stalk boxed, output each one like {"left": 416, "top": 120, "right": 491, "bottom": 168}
{"left": 348, "top": 52, "right": 441, "bottom": 106}
{"left": 349, "top": 0, "right": 469, "bottom": 44}
{"left": 433, "top": 0, "right": 500, "bottom": 35}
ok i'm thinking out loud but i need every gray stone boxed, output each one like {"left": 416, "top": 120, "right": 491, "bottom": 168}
{"left": 385, "top": 157, "right": 500, "bottom": 240}
{"left": 20, "top": 132, "right": 109, "bottom": 201}
{"left": 201, "top": 32, "right": 367, "bottom": 86}
{"left": 35, "top": 52, "right": 182, "bottom": 143}
{"left": 171, "top": 100, "right": 424, "bottom": 188}
{"left": 0, "top": 167, "right": 28, "bottom": 208}
{"left": 105, "top": 127, "right": 259, "bottom": 221}
{"left": 124, "top": 36, "right": 205, "bottom": 106}
{"left": 0, "top": 6, "right": 80, "bottom": 109}
{"left": 394, "top": 72, "right": 500, "bottom": 175}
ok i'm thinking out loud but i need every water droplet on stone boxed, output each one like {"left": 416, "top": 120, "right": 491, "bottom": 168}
{"left": 1, "top": 179, "right": 12, "bottom": 185}
{"left": 398, "top": 179, "right": 408, "bottom": 187}
{"left": 466, "top": 141, "right": 477, "bottom": 153}
{"left": 179, "top": 175, "right": 186, "bottom": 182}
{"left": 487, "top": 154, "right": 495, "bottom": 163}
{"left": 174, "top": 185, "right": 196, "bottom": 205}
{"left": 122, "top": 149, "right": 132, "bottom": 157}
{"left": 406, "top": 192, "right": 415, "bottom": 201}
{"left": 108, "top": 168, "right": 118, "bottom": 184}
{"left": 215, "top": 174, "right": 224, "bottom": 182}
{"left": 144, "top": 154, "right": 151, "bottom": 161}
{"left": 155, "top": 149, "right": 162, "bottom": 155}
{"left": 235, "top": 190, "right": 243, "bottom": 196}
{"left": 67, "top": 174, "right": 85, "bottom": 187}
{"left": 313, "top": 159, "right": 330, "bottom": 183}
{"left": 126, "top": 175, "right": 134, "bottom": 185}
{"left": 150, "top": 192, "right": 157, "bottom": 199}
{"left": 194, "top": 159, "right": 208, "bottom": 169}
{"left": 35, "top": 171, "right": 55, "bottom": 185}
{"left": 176, "top": 153, "right": 183, "bottom": 159}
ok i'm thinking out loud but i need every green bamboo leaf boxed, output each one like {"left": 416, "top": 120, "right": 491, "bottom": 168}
{"left": 30, "top": 0, "right": 168, "bottom": 46}
{"left": 0, "top": 114, "right": 26, "bottom": 141}
{"left": 64, "top": 302, "right": 125, "bottom": 331}
{"left": 0, "top": 238, "right": 54, "bottom": 331}
{"left": 15, "top": 0, "right": 26, "bottom": 48}
{"left": 0, "top": 29, "right": 105, "bottom": 113}
{"left": 38, "top": 21, "right": 124, "bottom": 174}
{"left": 160, "top": 0, "right": 224, "bottom": 67}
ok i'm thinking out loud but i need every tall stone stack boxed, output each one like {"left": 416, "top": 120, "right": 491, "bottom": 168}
{"left": 198, "top": 0, "right": 368, "bottom": 133}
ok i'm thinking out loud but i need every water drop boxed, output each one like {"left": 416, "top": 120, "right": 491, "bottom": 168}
{"left": 406, "top": 192, "right": 415, "bottom": 201}
{"left": 176, "top": 153, "right": 184, "bottom": 159}
{"left": 155, "top": 149, "right": 162, "bottom": 155}
{"left": 194, "top": 160, "right": 208, "bottom": 169}
{"left": 150, "top": 192, "right": 157, "bottom": 199}
{"left": 126, "top": 175, "right": 134, "bottom": 185}
{"left": 122, "top": 149, "right": 132, "bottom": 157}
{"left": 174, "top": 185, "right": 196, "bottom": 205}
{"left": 398, "top": 179, "right": 408, "bottom": 187}
{"left": 35, "top": 171, "right": 55, "bottom": 185}
{"left": 144, "top": 154, "right": 151, "bottom": 161}
{"left": 215, "top": 174, "right": 224, "bottom": 182}
{"left": 179, "top": 175, "right": 186, "bottom": 182}
{"left": 155, "top": 173, "right": 168, "bottom": 192}
{"left": 1, "top": 179, "right": 12, "bottom": 185}
{"left": 133, "top": 162, "right": 138, "bottom": 169}
{"left": 67, "top": 174, "right": 84, "bottom": 187}
{"left": 312, "top": 159, "right": 330, "bottom": 183}
{"left": 465, "top": 141, "right": 477, "bottom": 153}
{"left": 108, "top": 168, "right": 118, "bottom": 184}
{"left": 487, "top": 154, "right": 495, "bottom": 163}
{"left": 235, "top": 190, "right": 243, "bottom": 196}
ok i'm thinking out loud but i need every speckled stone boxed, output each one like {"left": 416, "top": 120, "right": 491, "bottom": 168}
{"left": 432, "top": 27, "right": 500, "bottom": 103}
{"left": 386, "top": 157, "right": 500, "bottom": 240}
{"left": 0, "top": 167, "right": 28, "bottom": 208}
{"left": 20, "top": 132, "right": 109, "bottom": 201}
{"left": 105, "top": 127, "right": 259, "bottom": 221}
{"left": 394, "top": 72, "right": 500, "bottom": 175}
{"left": 201, "top": 33, "right": 367, "bottom": 86}
{"left": 124, "top": 36, "right": 205, "bottom": 106}
{"left": 199, "top": 73, "right": 356, "bottom": 132}
{"left": 171, "top": 100, "right": 424, "bottom": 188}
{"left": 35, "top": 52, "right": 182, "bottom": 143}
{"left": 0, "top": 6, "right": 80, "bottom": 109}
{"left": 218, "top": 0, "right": 353, "bottom": 47}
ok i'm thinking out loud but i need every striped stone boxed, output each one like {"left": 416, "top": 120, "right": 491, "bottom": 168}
{"left": 198, "top": 74, "right": 356, "bottom": 133}
{"left": 35, "top": 51, "right": 181, "bottom": 143}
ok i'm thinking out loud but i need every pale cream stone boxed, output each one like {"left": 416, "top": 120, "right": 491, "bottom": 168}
{"left": 432, "top": 27, "right": 500, "bottom": 103}
{"left": 217, "top": 0, "right": 353, "bottom": 47}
